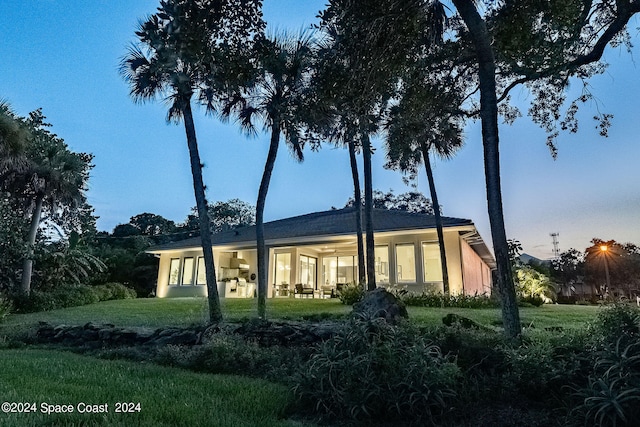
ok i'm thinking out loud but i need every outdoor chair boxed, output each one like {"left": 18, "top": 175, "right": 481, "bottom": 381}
{"left": 320, "top": 284, "right": 336, "bottom": 298}
{"left": 295, "top": 283, "right": 314, "bottom": 298}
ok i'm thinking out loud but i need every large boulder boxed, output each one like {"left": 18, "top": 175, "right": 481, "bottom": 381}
{"left": 352, "top": 288, "right": 408, "bottom": 323}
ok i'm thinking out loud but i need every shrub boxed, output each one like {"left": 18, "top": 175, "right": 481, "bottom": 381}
{"left": 104, "top": 282, "right": 137, "bottom": 300}
{"left": 153, "top": 332, "right": 309, "bottom": 382}
{"left": 395, "top": 290, "right": 499, "bottom": 309}
{"left": 0, "top": 294, "right": 12, "bottom": 322}
{"left": 52, "top": 284, "right": 100, "bottom": 308}
{"left": 10, "top": 290, "right": 58, "bottom": 313}
{"left": 588, "top": 304, "right": 640, "bottom": 348}
{"left": 519, "top": 295, "right": 544, "bottom": 307}
{"left": 91, "top": 284, "right": 114, "bottom": 302}
{"left": 292, "top": 318, "right": 459, "bottom": 424}
{"left": 572, "top": 338, "right": 640, "bottom": 426}
{"left": 10, "top": 282, "right": 136, "bottom": 313}
{"left": 564, "top": 305, "right": 640, "bottom": 426}
{"left": 337, "top": 283, "right": 365, "bottom": 305}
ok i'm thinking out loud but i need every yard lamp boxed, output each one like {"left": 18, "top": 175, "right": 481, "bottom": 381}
{"left": 600, "top": 245, "right": 611, "bottom": 292}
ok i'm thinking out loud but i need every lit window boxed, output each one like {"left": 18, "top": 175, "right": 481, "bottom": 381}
{"left": 322, "top": 256, "right": 357, "bottom": 285}
{"left": 182, "top": 257, "right": 195, "bottom": 286}
{"left": 395, "top": 244, "right": 416, "bottom": 283}
{"left": 196, "top": 257, "right": 206, "bottom": 285}
{"left": 375, "top": 246, "right": 389, "bottom": 284}
{"left": 169, "top": 258, "right": 180, "bottom": 285}
{"left": 300, "top": 255, "right": 317, "bottom": 288}
{"left": 274, "top": 253, "right": 291, "bottom": 286}
{"left": 422, "top": 242, "right": 443, "bottom": 283}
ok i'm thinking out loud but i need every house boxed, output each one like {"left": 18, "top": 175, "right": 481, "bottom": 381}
{"left": 147, "top": 207, "right": 495, "bottom": 298}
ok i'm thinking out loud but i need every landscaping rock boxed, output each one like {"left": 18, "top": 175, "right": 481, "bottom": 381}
{"left": 352, "top": 288, "right": 408, "bottom": 323}
{"left": 442, "top": 313, "right": 489, "bottom": 330}
{"left": 34, "top": 319, "right": 342, "bottom": 350}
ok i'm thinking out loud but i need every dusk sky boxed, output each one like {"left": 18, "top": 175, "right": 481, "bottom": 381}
{"left": 1, "top": 1, "right": 638, "bottom": 260}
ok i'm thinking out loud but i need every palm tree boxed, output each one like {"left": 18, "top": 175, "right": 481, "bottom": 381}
{"left": 15, "top": 111, "right": 92, "bottom": 294}
{"left": 451, "top": 0, "right": 522, "bottom": 338}
{"left": 313, "top": 111, "right": 366, "bottom": 285}
{"left": 0, "top": 101, "right": 29, "bottom": 182}
{"left": 121, "top": 0, "right": 264, "bottom": 322}
{"left": 222, "top": 31, "right": 316, "bottom": 319}
{"left": 385, "top": 78, "right": 464, "bottom": 295}
{"left": 347, "top": 139, "right": 366, "bottom": 285}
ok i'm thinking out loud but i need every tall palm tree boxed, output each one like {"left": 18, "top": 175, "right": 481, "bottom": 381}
{"left": 317, "top": 0, "right": 436, "bottom": 291}
{"left": 347, "top": 139, "right": 366, "bottom": 285}
{"left": 15, "top": 111, "right": 92, "bottom": 294}
{"left": 385, "top": 78, "right": 464, "bottom": 295}
{"left": 222, "top": 31, "right": 316, "bottom": 319}
{"left": 313, "top": 111, "right": 366, "bottom": 285}
{"left": 451, "top": 0, "right": 522, "bottom": 338}
{"left": 121, "top": 0, "right": 263, "bottom": 322}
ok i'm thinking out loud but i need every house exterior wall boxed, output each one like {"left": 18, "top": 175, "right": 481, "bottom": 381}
{"left": 460, "top": 239, "right": 492, "bottom": 295}
{"left": 153, "top": 228, "right": 493, "bottom": 298}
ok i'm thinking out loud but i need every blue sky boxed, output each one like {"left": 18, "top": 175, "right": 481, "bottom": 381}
{"left": 1, "top": 1, "right": 638, "bottom": 259}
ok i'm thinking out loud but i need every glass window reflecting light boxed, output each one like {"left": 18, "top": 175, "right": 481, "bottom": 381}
{"left": 300, "top": 255, "right": 317, "bottom": 288}
{"left": 169, "top": 258, "right": 180, "bottom": 285}
{"left": 396, "top": 244, "right": 416, "bottom": 283}
{"left": 196, "top": 257, "right": 206, "bottom": 285}
{"left": 322, "top": 256, "right": 357, "bottom": 285}
{"left": 422, "top": 242, "right": 443, "bottom": 283}
{"left": 182, "top": 257, "right": 194, "bottom": 286}
{"left": 375, "top": 246, "right": 389, "bottom": 284}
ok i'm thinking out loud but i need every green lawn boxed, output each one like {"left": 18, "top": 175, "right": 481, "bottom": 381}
{"left": 0, "top": 349, "right": 312, "bottom": 427}
{"left": 1, "top": 297, "right": 600, "bottom": 334}
{"left": 408, "top": 304, "right": 599, "bottom": 330}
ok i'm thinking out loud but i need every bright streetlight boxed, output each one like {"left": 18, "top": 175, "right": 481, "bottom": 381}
{"left": 600, "top": 245, "right": 611, "bottom": 292}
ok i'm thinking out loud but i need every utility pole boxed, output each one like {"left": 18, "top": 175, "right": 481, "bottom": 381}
{"left": 550, "top": 232, "right": 560, "bottom": 260}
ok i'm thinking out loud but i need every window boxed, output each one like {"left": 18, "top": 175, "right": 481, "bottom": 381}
{"left": 422, "top": 242, "right": 443, "bottom": 283}
{"left": 322, "top": 256, "right": 357, "bottom": 285}
{"left": 274, "top": 253, "right": 291, "bottom": 286}
{"left": 168, "top": 258, "right": 180, "bottom": 285}
{"left": 196, "top": 257, "right": 206, "bottom": 285}
{"left": 182, "top": 257, "right": 195, "bottom": 285}
{"left": 375, "top": 246, "right": 389, "bottom": 284}
{"left": 395, "top": 244, "right": 416, "bottom": 283}
{"left": 300, "top": 255, "right": 317, "bottom": 288}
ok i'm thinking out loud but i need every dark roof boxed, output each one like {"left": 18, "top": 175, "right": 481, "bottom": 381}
{"left": 149, "top": 207, "right": 473, "bottom": 252}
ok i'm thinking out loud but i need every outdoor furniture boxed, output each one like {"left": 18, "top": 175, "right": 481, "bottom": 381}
{"left": 320, "top": 284, "right": 336, "bottom": 299}
{"left": 274, "top": 282, "right": 289, "bottom": 297}
{"left": 295, "top": 283, "right": 314, "bottom": 298}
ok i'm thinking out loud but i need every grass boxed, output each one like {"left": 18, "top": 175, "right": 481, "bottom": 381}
{"left": 0, "top": 348, "right": 313, "bottom": 427}
{"left": 0, "top": 298, "right": 350, "bottom": 333}
{"left": 0, "top": 297, "right": 601, "bottom": 336}
{"left": 408, "top": 304, "right": 600, "bottom": 330}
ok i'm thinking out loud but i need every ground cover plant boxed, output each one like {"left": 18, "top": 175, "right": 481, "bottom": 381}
{"left": 292, "top": 316, "right": 460, "bottom": 424}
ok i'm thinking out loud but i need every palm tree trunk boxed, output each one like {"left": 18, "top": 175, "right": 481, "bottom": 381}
{"left": 362, "top": 134, "right": 376, "bottom": 290}
{"left": 420, "top": 141, "right": 450, "bottom": 295}
{"left": 21, "top": 194, "right": 44, "bottom": 294}
{"left": 348, "top": 139, "right": 366, "bottom": 285}
{"left": 256, "top": 122, "right": 281, "bottom": 319}
{"left": 453, "top": 0, "right": 521, "bottom": 340}
{"left": 182, "top": 99, "right": 222, "bottom": 323}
